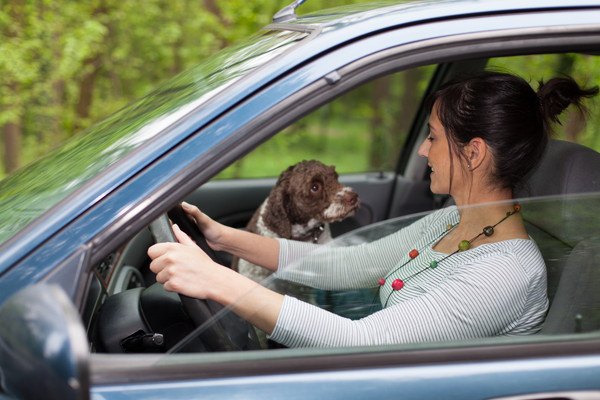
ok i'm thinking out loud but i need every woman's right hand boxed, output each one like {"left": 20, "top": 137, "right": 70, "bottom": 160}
{"left": 181, "top": 202, "right": 225, "bottom": 250}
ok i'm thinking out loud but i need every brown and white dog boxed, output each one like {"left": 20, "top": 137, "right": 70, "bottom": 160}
{"left": 234, "top": 160, "right": 359, "bottom": 291}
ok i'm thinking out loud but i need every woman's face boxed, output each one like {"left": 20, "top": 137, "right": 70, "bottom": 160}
{"left": 417, "top": 104, "right": 460, "bottom": 195}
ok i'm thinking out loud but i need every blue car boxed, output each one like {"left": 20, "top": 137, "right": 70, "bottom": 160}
{"left": 1, "top": 1, "right": 600, "bottom": 399}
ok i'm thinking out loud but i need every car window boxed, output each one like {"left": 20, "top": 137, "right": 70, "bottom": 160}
{"left": 487, "top": 53, "right": 600, "bottom": 152}
{"left": 86, "top": 53, "right": 600, "bottom": 359}
{"left": 162, "top": 193, "right": 600, "bottom": 354}
{"left": 215, "top": 65, "right": 436, "bottom": 179}
{"left": 213, "top": 53, "right": 600, "bottom": 181}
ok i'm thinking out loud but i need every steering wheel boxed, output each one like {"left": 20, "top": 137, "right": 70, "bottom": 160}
{"left": 149, "top": 205, "right": 259, "bottom": 352}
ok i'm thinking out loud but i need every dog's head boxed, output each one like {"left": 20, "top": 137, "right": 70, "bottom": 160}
{"left": 264, "top": 160, "right": 359, "bottom": 238}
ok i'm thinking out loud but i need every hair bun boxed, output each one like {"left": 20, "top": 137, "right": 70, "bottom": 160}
{"left": 537, "top": 77, "right": 599, "bottom": 124}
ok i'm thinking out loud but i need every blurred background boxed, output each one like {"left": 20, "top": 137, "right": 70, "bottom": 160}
{"left": 2, "top": 0, "right": 599, "bottom": 179}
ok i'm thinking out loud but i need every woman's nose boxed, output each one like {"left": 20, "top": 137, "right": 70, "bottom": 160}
{"left": 417, "top": 138, "right": 429, "bottom": 158}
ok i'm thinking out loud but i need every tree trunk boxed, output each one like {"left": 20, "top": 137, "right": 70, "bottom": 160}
{"left": 203, "top": 0, "right": 230, "bottom": 48}
{"left": 554, "top": 54, "right": 581, "bottom": 142}
{"left": 564, "top": 109, "right": 586, "bottom": 142}
{"left": 50, "top": 17, "right": 66, "bottom": 142}
{"left": 2, "top": 1, "right": 24, "bottom": 173}
{"left": 171, "top": 36, "right": 184, "bottom": 75}
{"left": 204, "top": 0, "right": 227, "bottom": 24}
{"left": 3, "top": 121, "right": 22, "bottom": 174}
{"left": 74, "top": 2, "right": 108, "bottom": 134}
{"left": 74, "top": 54, "right": 102, "bottom": 132}
{"left": 393, "top": 68, "right": 424, "bottom": 148}
{"left": 369, "top": 76, "right": 391, "bottom": 170}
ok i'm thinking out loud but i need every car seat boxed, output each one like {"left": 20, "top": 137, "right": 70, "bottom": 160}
{"left": 539, "top": 239, "right": 600, "bottom": 333}
{"left": 514, "top": 139, "right": 600, "bottom": 334}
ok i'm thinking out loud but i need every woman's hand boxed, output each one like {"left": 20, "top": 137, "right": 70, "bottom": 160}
{"left": 148, "top": 224, "right": 227, "bottom": 300}
{"left": 181, "top": 201, "right": 280, "bottom": 273}
{"left": 181, "top": 202, "right": 225, "bottom": 250}
{"left": 147, "top": 224, "right": 284, "bottom": 334}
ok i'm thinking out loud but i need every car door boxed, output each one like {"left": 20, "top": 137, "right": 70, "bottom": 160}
{"left": 3, "top": 197, "right": 600, "bottom": 400}
{"left": 92, "top": 11, "right": 599, "bottom": 400}
{"left": 112, "top": 8, "right": 600, "bottom": 397}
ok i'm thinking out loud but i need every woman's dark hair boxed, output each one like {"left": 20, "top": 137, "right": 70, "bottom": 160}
{"left": 427, "top": 71, "right": 598, "bottom": 190}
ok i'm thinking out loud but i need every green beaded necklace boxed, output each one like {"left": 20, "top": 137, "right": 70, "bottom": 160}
{"left": 378, "top": 203, "right": 521, "bottom": 308}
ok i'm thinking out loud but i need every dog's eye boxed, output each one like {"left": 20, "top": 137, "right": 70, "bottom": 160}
{"left": 310, "top": 182, "right": 322, "bottom": 193}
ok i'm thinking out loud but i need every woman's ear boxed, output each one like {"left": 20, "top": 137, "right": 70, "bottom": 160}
{"left": 465, "top": 137, "right": 488, "bottom": 171}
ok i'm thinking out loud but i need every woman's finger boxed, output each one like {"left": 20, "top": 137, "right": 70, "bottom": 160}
{"left": 181, "top": 201, "right": 202, "bottom": 222}
{"left": 173, "top": 223, "right": 196, "bottom": 246}
{"left": 154, "top": 266, "right": 168, "bottom": 283}
{"left": 147, "top": 241, "right": 180, "bottom": 259}
{"left": 149, "top": 255, "right": 165, "bottom": 274}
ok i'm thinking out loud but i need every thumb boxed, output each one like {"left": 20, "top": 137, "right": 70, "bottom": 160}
{"left": 173, "top": 224, "right": 195, "bottom": 246}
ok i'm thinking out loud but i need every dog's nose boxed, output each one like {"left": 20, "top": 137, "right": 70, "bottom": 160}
{"left": 344, "top": 191, "right": 358, "bottom": 206}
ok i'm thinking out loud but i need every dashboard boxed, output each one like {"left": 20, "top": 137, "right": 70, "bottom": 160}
{"left": 84, "top": 227, "right": 157, "bottom": 352}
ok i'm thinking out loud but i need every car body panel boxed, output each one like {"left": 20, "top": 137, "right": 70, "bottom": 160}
{"left": 1, "top": 1, "right": 600, "bottom": 399}
{"left": 92, "top": 354, "right": 600, "bottom": 400}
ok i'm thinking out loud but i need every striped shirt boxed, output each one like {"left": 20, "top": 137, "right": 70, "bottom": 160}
{"left": 270, "top": 206, "right": 548, "bottom": 348}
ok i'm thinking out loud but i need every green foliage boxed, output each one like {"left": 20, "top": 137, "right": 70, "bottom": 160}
{"left": 0, "top": 27, "right": 305, "bottom": 244}
{"left": 0, "top": 0, "right": 323, "bottom": 177}
{"left": 217, "top": 116, "right": 372, "bottom": 179}
{"left": 217, "top": 64, "right": 436, "bottom": 179}
{"left": 2, "top": 1, "right": 600, "bottom": 182}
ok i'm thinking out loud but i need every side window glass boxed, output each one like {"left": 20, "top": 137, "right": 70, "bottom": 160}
{"left": 216, "top": 65, "right": 436, "bottom": 179}
{"left": 487, "top": 54, "right": 600, "bottom": 152}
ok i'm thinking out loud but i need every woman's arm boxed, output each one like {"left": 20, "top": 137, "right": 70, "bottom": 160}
{"left": 148, "top": 223, "right": 544, "bottom": 347}
{"left": 183, "top": 200, "right": 418, "bottom": 288}
{"left": 275, "top": 211, "right": 443, "bottom": 290}
{"left": 181, "top": 202, "right": 451, "bottom": 291}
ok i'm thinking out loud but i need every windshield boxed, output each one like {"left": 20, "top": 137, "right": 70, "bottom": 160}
{"left": 0, "top": 30, "right": 307, "bottom": 247}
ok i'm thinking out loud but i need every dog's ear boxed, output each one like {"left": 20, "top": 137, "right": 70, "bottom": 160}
{"left": 263, "top": 167, "right": 294, "bottom": 238}
{"left": 275, "top": 164, "right": 295, "bottom": 186}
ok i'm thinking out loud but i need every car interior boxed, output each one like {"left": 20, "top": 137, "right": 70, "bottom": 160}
{"left": 83, "top": 51, "right": 600, "bottom": 355}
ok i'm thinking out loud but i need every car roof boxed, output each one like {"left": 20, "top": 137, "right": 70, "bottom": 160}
{"left": 284, "top": 0, "right": 600, "bottom": 30}
{"left": 1, "top": 0, "right": 599, "bottom": 272}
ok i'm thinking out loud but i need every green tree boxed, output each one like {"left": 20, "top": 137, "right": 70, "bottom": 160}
{"left": 2, "top": 0, "right": 369, "bottom": 177}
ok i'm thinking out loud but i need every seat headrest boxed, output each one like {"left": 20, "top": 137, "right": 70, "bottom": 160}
{"left": 514, "top": 140, "right": 600, "bottom": 247}
{"left": 515, "top": 139, "right": 600, "bottom": 198}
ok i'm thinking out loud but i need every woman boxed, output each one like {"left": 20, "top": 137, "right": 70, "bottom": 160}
{"left": 148, "top": 72, "right": 597, "bottom": 347}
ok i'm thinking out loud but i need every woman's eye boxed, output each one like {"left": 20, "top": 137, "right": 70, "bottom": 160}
{"left": 311, "top": 183, "right": 321, "bottom": 192}
{"left": 427, "top": 135, "right": 434, "bottom": 142}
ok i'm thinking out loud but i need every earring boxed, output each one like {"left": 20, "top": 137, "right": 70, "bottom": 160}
{"left": 467, "top": 163, "right": 472, "bottom": 170}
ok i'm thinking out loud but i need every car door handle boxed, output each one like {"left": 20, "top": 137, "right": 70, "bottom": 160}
{"left": 489, "top": 391, "right": 600, "bottom": 400}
